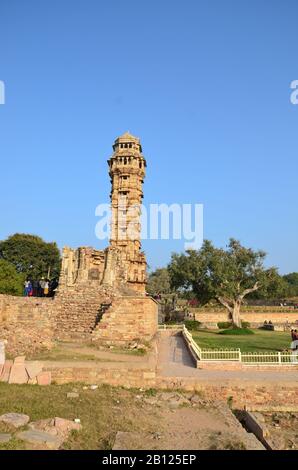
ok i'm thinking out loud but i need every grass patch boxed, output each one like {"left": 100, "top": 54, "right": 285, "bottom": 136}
{"left": 219, "top": 328, "right": 254, "bottom": 336}
{"left": 0, "top": 382, "right": 158, "bottom": 450}
{"left": 192, "top": 329, "right": 291, "bottom": 352}
{"left": 27, "top": 347, "right": 110, "bottom": 362}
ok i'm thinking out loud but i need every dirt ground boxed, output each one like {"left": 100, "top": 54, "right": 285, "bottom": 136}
{"left": 256, "top": 412, "right": 298, "bottom": 450}
{"left": 113, "top": 391, "right": 264, "bottom": 450}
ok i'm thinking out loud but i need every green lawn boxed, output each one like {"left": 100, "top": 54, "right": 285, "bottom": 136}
{"left": 192, "top": 329, "right": 292, "bottom": 353}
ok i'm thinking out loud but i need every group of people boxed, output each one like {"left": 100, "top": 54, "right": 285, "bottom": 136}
{"left": 24, "top": 278, "right": 58, "bottom": 297}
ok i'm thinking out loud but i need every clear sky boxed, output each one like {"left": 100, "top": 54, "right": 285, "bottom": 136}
{"left": 0, "top": 0, "right": 297, "bottom": 274}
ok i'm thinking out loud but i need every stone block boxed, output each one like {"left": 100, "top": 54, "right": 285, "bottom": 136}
{"left": 36, "top": 371, "right": 51, "bottom": 386}
{"left": 16, "top": 429, "right": 63, "bottom": 449}
{"left": 0, "top": 360, "right": 12, "bottom": 382}
{"left": 0, "top": 413, "right": 30, "bottom": 428}
{"left": 54, "top": 417, "right": 82, "bottom": 435}
{"left": 25, "top": 361, "right": 43, "bottom": 380}
{"left": 8, "top": 363, "right": 29, "bottom": 384}
{"left": 67, "top": 392, "right": 79, "bottom": 398}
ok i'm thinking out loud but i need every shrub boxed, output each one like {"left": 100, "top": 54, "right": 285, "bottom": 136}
{"left": 184, "top": 320, "right": 202, "bottom": 331}
{"left": 0, "top": 259, "right": 25, "bottom": 296}
{"left": 217, "top": 321, "right": 232, "bottom": 329}
{"left": 241, "top": 321, "right": 251, "bottom": 328}
{"left": 219, "top": 327, "right": 254, "bottom": 336}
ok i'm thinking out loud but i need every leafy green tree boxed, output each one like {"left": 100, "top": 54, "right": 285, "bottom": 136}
{"left": 283, "top": 273, "right": 298, "bottom": 297}
{"left": 146, "top": 268, "right": 171, "bottom": 296}
{"left": 0, "top": 233, "right": 61, "bottom": 280}
{"left": 168, "top": 239, "right": 281, "bottom": 327}
{"left": 0, "top": 259, "right": 25, "bottom": 296}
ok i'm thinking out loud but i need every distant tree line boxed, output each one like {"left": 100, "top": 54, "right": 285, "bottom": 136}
{"left": 0, "top": 233, "right": 61, "bottom": 296}
{"left": 146, "top": 239, "right": 298, "bottom": 328}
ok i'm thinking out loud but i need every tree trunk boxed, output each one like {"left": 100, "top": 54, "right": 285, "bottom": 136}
{"left": 232, "top": 301, "right": 242, "bottom": 328}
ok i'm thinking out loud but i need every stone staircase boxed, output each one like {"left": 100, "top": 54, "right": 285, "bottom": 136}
{"left": 54, "top": 283, "right": 113, "bottom": 341}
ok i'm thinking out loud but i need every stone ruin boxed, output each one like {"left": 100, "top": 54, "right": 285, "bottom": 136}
{"left": 0, "top": 133, "right": 158, "bottom": 355}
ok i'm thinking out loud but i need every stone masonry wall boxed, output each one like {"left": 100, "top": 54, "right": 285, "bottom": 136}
{"left": 195, "top": 311, "right": 298, "bottom": 328}
{"left": 92, "top": 296, "right": 158, "bottom": 346}
{"left": 54, "top": 283, "right": 115, "bottom": 341}
{"left": 0, "top": 294, "right": 55, "bottom": 356}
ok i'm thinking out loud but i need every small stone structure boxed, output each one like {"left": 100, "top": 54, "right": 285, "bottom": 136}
{"left": 0, "top": 133, "right": 158, "bottom": 354}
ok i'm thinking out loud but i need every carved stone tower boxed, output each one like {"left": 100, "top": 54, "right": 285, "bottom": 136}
{"left": 102, "top": 132, "right": 147, "bottom": 293}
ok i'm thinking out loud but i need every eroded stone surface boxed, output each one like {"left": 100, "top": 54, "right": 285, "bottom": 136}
{"left": 16, "top": 430, "right": 63, "bottom": 449}
{"left": 25, "top": 361, "right": 43, "bottom": 380}
{"left": 8, "top": 363, "right": 28, "bottom": 384}
{"left": 0, "top": 413, "right": 30, "bottom": 428}
{"left": 0, "top": 433, "right": 12, "bottom": 443}
{"left": 37, "top": 371, "right": 51, "bottom": 386}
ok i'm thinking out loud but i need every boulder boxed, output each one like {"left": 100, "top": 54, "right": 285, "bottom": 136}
{"left": 16, "top": 429, "right": 63, "bottom": 450}
{"left": 0, "top": 433, "right": 12, "bottom": 443}
{"left": 54, "top": 417, "right": 82, "bottom": 436}
{"left": 0, "top": 412, "right": 30, "bottom": 428}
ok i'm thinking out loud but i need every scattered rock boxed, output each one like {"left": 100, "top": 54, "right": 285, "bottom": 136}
{"left": 90, "top": 385, "right": 98, "bottom": 390}
{"left": 0, "top": 412, "right": 30, "bottom": 428}
{"left": 16, "top": 429, "right": 63, "bottom": 450}
{"left": 28, "top": 416, "right": 82, "bottom": 442}
{"left": 67, "top": 392, "right": 79, "bottom": 398}
{"left": 144, "top": 397, "right": 158, "bottom": 406}
{"left": 54, "top": 417, "right": 82, "bottom": 436}
{"left": 190, "top": 394, "right": 205, "bottom": 406}
{"left": 0, "top": 433, "right": 12, "bottom": 443}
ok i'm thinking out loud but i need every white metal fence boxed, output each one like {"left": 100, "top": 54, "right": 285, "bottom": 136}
{"left": 159, "top": 324, "right": 297, "bottom": 366}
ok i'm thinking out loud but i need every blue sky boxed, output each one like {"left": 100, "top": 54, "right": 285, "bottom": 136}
{"left": 0, "top": 0, "right": 297, "bottom": 274}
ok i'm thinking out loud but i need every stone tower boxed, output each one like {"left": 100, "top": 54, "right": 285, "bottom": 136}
{"left": 102, "top": 132, "right": 147, "bottom": 293}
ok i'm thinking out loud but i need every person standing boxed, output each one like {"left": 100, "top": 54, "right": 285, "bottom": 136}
{"left": 24, "top": 280, "right": 30, "bottom": 296}
{"left": 44, "top": 279, "right": 49, "bottom": 297}
{"left": 39, "top": 278, "right": 46, "bottom": 297}
{"left": 290, "top": 338, "right": 298, "bottom": 363}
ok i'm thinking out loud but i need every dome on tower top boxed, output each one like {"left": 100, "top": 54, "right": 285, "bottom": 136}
{"left": 115, "top": 131, "right": 140, "bottom": 143}
{"left": 113, "top": 132, "right": 142, "bottom": 152}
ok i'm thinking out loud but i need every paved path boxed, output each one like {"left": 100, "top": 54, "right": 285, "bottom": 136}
{"left": 157, "top": 332, "right": 298, "bottom": 384}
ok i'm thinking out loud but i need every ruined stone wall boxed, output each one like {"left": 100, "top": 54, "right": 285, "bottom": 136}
{"left": 54, "top": 283, "right": 114, "bottom": 341}
{"left": 92, "top": 296, "right": 158, "bottom": 346}
{"left": 0, "top": 294, "right": 55, "bottom": 356}
{"left": 194, "top": 311, "right": 298, "bottom": 328}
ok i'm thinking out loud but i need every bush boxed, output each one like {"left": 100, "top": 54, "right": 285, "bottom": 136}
{"left": 219, "top": 327, "right": 255, "bottom": 336}
{"left": 241, "top": 321, "right": 251, "bottom": 328}
{"left": 0, "top": 259, "right": 25, "bottom": 296}
{"left": 184, "top": 320, "right": 202, "bottom": 331}
{"left": 217, "top": 322, "right": 232, "bottom": 329}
